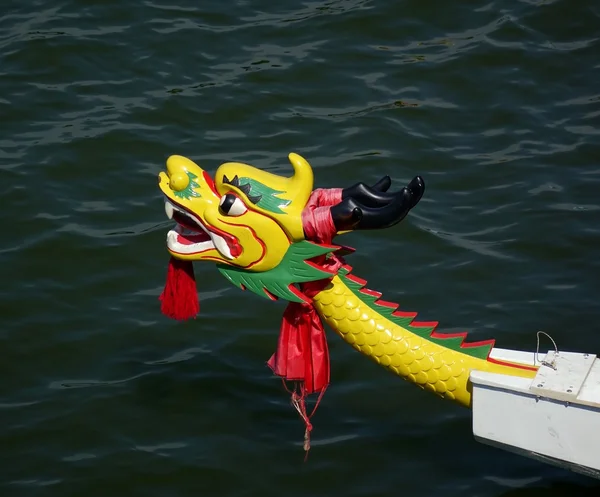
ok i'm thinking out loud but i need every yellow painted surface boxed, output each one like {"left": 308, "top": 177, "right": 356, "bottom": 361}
{"left": 312, "top": 275, "right": 538, "bottom": 408}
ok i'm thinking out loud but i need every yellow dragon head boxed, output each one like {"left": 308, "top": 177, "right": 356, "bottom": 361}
{"left": 158, "top": 152, "right": 424, "bottom": 302}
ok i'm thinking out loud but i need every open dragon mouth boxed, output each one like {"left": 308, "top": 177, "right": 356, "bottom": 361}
{"left": 164, "top": 198, "right": 241, "bottom": 259}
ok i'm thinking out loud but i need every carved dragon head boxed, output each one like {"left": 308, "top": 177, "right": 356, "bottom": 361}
{"left": 158, "top": 153, "right": 424, "bottom": 302}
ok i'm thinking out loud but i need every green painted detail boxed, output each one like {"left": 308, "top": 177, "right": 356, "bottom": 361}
{"left": 338, "top": 272, "right": 494, "bottom": 360}
{"left": 239, "top": 177, "right": 291, "bottom": 214}
{"left": 174, "top": 172, "right": 201, "bottom": 200}
{"left": 217, "top": 241, "right": 336, "bottom": 303}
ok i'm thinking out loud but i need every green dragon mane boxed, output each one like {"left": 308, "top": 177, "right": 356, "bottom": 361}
{"left": 217, "top": 241, "right": 337, "bottom": 303}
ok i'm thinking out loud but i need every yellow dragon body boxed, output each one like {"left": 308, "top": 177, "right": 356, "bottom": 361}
{"left": 312, "top": 272, "right": 537, "bottom": 407}
{"left": 157, "top": 152, "right": 538, "bottom": 414}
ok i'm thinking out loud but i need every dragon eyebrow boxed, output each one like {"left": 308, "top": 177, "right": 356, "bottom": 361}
{"left": 223, "top": 174, "right": 262, "bottom": 204}
{"left": 222, "top": 174, "right": 240, "bottom": 187}
{"left": 238, "top": 182, "right": 262, "bottom": 204}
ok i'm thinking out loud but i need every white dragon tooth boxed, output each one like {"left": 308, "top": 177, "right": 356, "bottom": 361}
{"left": 165, "top": 201, "right": 174, "bottom": 219}
{"left": 213, "top": 235, "right": 233, "bottom": 260}
{"left": 166, "top": 229, "right": 177, "bottom": 249}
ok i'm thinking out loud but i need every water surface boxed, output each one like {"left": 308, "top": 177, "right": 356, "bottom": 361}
{"left": 2, "top": 1, "right": 600, "bottom": 495}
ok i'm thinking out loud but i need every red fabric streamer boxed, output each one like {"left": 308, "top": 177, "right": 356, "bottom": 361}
{"left": 267, "top": 302, "right": 330, "bottom": 394}
{"left": 301, "top": 188, "right": 343, "bottom": 244}
{"left": 159, "top": 256, "right": 200, "bottom": 321}
{"left": 267, "top": 187, "right": 344, "bottom": 456}
{"left": 158, "top": 188, "right": 346, "bottom": 455}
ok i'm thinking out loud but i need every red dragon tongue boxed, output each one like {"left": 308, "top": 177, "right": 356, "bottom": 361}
{"left": 159, "top": 256, "right": 199, "bottom": 320}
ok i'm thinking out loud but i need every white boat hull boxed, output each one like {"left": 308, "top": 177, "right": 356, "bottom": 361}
{"left": 470, "top": 349, "right": 600, "bottom": 479}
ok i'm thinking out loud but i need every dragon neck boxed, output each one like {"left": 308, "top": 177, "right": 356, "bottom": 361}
{"left": 312, "top": 264, "right": 538, "bottom": 408}
{"left": 216, "top": 241, "right": 538, "bottom": 408}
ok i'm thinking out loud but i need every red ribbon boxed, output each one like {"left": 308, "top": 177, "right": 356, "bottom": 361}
{"left": 267, "top": 188, "right": 343, "bottom": 454}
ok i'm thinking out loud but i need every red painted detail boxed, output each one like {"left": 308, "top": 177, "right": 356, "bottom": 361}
{"left": 220, "top": 219, "right": 266, "bottom": 269}
{"left": 460, "top": 338, "right": 495, "bottom": 349}
{"left": 345, "top": 273, "right": 367, "bottom": 286}
{"left": 203, "top": 170, "right": 219, "bottom": 197}
{"left": 171, "top": 193, "right": 267, "bottom": 261}
{"left": 317, "top": 243, "right": 342, "bottom": 251}
{"left": 287, "top": 284, "right": 312, "bottom": 304}
{"left": 488, "top": 357, "right": 539, "bottom": 372}
{"left": 392, "top": 310, "right": 417, "bottom": 319}
{"left": 201, "top": 221, "right": 241, "bottom": 258}
{"left": 240, "top": 284, "right": 246, "bottom": 291}
{"left": 170, "top": 246, "right": 214, "bottom": 257}
{"left": 334, "top": 245, "right": 355, "bottom": 255}
{"left": 166, "top": 197, "right": 240, "bottom": 257}
{"left": 410, "top": 321, "right": 439, "bottom": 329}
{"left": 201, "top": 256, "right": 224, "bottom": 263}
{"left": 431, "top": 330, "right": 468, "bottom": 340}
{"left": 341, "top": 268, "right": 532, "bottom": 367}
{"left": 359, "top": 288, "right": 382, "bottom": 298}
{"left": 305, "top": 259, "right": 337, "bottom": 275}
{"left": 373, "top": 299, "right": 399, "bottom": 309}
{"left": 263, "top": 288, "right": 279, "bottom": 301}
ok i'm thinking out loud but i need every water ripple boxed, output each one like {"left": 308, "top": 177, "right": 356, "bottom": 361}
{"left": 48, "top": 372, "right": 152, "bottom": 390}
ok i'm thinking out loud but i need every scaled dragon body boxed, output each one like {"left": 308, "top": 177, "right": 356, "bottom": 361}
{"left": 157, "top": 153, "right": 538, "bottom": 413}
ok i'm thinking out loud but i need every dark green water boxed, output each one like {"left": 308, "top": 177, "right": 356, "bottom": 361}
{"left": 2, "top": 0, "right": 600, "bottom": 495}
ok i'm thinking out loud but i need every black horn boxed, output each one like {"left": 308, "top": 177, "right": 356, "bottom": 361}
{"left": 332, "top": 176, "right": 425, "bottom": 231}
{"left": 406, "top": 175, "right": 425, "bottom": 209}
{"left": 341, "top": 176, "right": 395, "bottom": 208}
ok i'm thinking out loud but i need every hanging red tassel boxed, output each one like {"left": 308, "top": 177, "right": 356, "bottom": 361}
{"left": 159, "top": 256, "right": 199, "bottom": 320}
{"left": 267, "top": 299, "right": 330, "bottom": 457}
{"left": 267, "top": 302, "right": 330, "bottom": 395}
{"left": 266, "top": 187, "right": 344, "bottom": 457}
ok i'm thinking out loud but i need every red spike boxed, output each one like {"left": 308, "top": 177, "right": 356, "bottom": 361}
{"left": 360, "top": 288, "right": 381, "bottom": 298}
{"left": 346, "top": 273, "right": 367, "bottom": 286}
{"left": 287, "top": 284, "right": 313, "bottom": 304}
{"left": 373, "top": 299, "right": 399, "bottom": 309}
{"left": 430, "top": 331, "right": 468, "bottom": 340}
{"left": 305, "top": 259, "right": 337, "bottom": 275}
{"left": 392, "top": 310, "right": 417, "bottom": 319}
{"left": 314, "top": 243, "right": 342, "bottom": 251}
{"left": 460, "top": 338, "right": 495, "bottom": 349}
{"left": 263, "top": 288, "right": 279, "bottom": 301}
{"left": 339, "top": 268, "right": 516, "bottom": 364}
{"left": 410, "top": 321, "right": 439, "bottom": 329}
{"left": 334, "top": 245, "right": 355, "bottom": 256}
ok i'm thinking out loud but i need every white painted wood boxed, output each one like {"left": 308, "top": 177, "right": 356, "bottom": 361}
{"left": 470, "top": 359, "right": 600, "bottom": 479}
{"left": 530, "top": 351, "right": 596, "bottom": 402}
{"left": 578, "top": 359, "right": 600, "bottom": 409}
{"left": 470, "top": 370, "right": 532, "bottom": 394}
{"left": 489, "top": 347, "right": 539, "bottom": 367}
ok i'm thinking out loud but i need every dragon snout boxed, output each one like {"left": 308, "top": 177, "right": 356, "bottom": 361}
{"left": 167, "top": 172, "right": 190, "bottom": 192}
{"left": 165, "top": 155, "right": 192, "bottom": 192}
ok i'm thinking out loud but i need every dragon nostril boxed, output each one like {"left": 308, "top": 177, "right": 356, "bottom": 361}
{"left": 170, "top": 172, "right": 189, "bottom": 192}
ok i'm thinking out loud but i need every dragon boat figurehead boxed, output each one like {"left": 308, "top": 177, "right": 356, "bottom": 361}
{"left": 156, "top": 151, "right": 543, "bottom": 456}
{"left": 159, "top": 152, "right": 425, "bottom": 274}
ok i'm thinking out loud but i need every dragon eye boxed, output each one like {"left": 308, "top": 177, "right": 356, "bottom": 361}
{"left": 219, "top": 193, "right": 247, "bottom": 216}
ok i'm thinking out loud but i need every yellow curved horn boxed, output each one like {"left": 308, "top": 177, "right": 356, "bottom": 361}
{"left": 287, "top": 153, "right": 314, "bottom": 209}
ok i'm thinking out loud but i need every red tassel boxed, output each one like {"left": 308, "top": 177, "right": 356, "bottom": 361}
{"left": 159, "top": 256, "right": 199, "bottom": 320}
